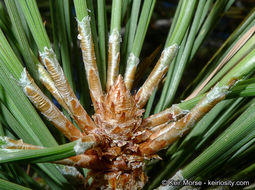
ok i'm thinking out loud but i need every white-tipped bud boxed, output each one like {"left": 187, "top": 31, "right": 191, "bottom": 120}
{"left": 19, "top": 68, "right": 31, "bottom": 89}
{"left": 77, "top": 16, "right": 91, "bottom": 36}
{"left": 206, "top": 85, "right": 229, "bottom": 102}
{"left": 109, "top": 28, "right": 122, "bottom": 44}
{"left": 73, "top": 138, "right": 95, "bottom": 155}
{"left": 160, "top": 43, "right": 179, "bottom": 66}
{"left": 39, "top": 47, "right": 56, "bottom": 63}
{"left": 127, "top": 53, "right": 140, "bottom": 67}
{"left": 124, "top": 53, "right": 140, "bottom": 89}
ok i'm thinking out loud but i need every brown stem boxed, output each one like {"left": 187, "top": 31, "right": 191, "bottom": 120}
{"left": 139, "top": 85, "right": 229, "bottom": 155}
{"left": 39, "top": 47, "right": 97, "bottom": 134}
{"left": 37, "top": 64, "right": 70, "bottom": 113}
{"left": 78, "top": 16, "right": 104, "bottom": 110}
{"left": 140, "top": 105, "right": 188, "bottom": 131}
{"left": 106, "top": 29, "right": 121, "bottom": 91}
{"left": 54, "top": 154, "right": 105, "bottom": 170}
{"left": 20, "top": 69, "right": 83, "bottom": 141}
{"left": 135, "top": 44, "right": 178, "bottom": 108}
{"left": 124, "top": 53, "right": 139, "bottom": 90}
{"left": 0, "top": 137, "right": 44, "bottom": 150}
